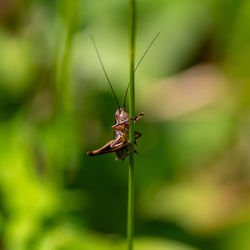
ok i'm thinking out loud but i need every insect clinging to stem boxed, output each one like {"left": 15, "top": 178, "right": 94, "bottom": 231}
{"left": 87, "top": 32, "right": 159, "bottom": 160}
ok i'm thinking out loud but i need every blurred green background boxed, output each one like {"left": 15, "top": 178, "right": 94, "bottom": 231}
{"left": 1, "top": 0, "right": 250, "bottom": 249}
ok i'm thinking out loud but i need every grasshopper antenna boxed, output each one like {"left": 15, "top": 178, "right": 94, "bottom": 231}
{"left": 90, "top": 34, "right": 120, "bottom": 109}
{"left": 123, "top": 32, "right": 160, "bottom": 108}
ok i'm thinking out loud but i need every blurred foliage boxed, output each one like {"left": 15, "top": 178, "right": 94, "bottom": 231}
{"left": 1, "top": 0, "right": 250, "bottom": 249}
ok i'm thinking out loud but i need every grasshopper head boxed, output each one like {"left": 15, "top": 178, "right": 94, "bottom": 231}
{"left": 115, "top": 108, "right": 129, "bottom": 123}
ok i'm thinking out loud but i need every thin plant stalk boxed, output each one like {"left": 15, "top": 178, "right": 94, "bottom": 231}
{"left": 127, "top": 0, "right": 136, "bottom": 249}
{"left": 53, "top": 0, "right": 79, "bottom": 183}
{"left": 55, "top": 0, "right": 79, "bottom": 114}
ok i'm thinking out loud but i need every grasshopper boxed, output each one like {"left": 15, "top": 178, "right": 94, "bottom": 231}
{"left": 87, "top": 33, "right": 159, "bottom": 160}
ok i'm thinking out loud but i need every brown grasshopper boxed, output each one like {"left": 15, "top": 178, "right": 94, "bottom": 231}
{"left": 87, "top": 33, "right": 159, "bottom": 160}
{"left": 87, "top": 108, "right": 144, "bottom": 160}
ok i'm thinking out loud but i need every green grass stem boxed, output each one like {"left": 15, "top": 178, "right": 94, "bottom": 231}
{"left": 127, "top": 0, "right": 136, "bottom": 249}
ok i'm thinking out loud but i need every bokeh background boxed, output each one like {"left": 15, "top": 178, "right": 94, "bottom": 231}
{"left": 1, "top": 0, "right": 250, "bottom": 249}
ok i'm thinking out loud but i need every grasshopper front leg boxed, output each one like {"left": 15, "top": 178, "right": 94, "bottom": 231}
{"left": 134, "top": 112, "right": 144, "bottom": 122}
{"left": 112, "top": 112, "right": 144, "bottom": 130}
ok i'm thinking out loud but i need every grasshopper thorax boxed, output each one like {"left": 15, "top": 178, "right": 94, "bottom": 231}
{"left": 115, "top": 108, "right": 129, "bottom": 123}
